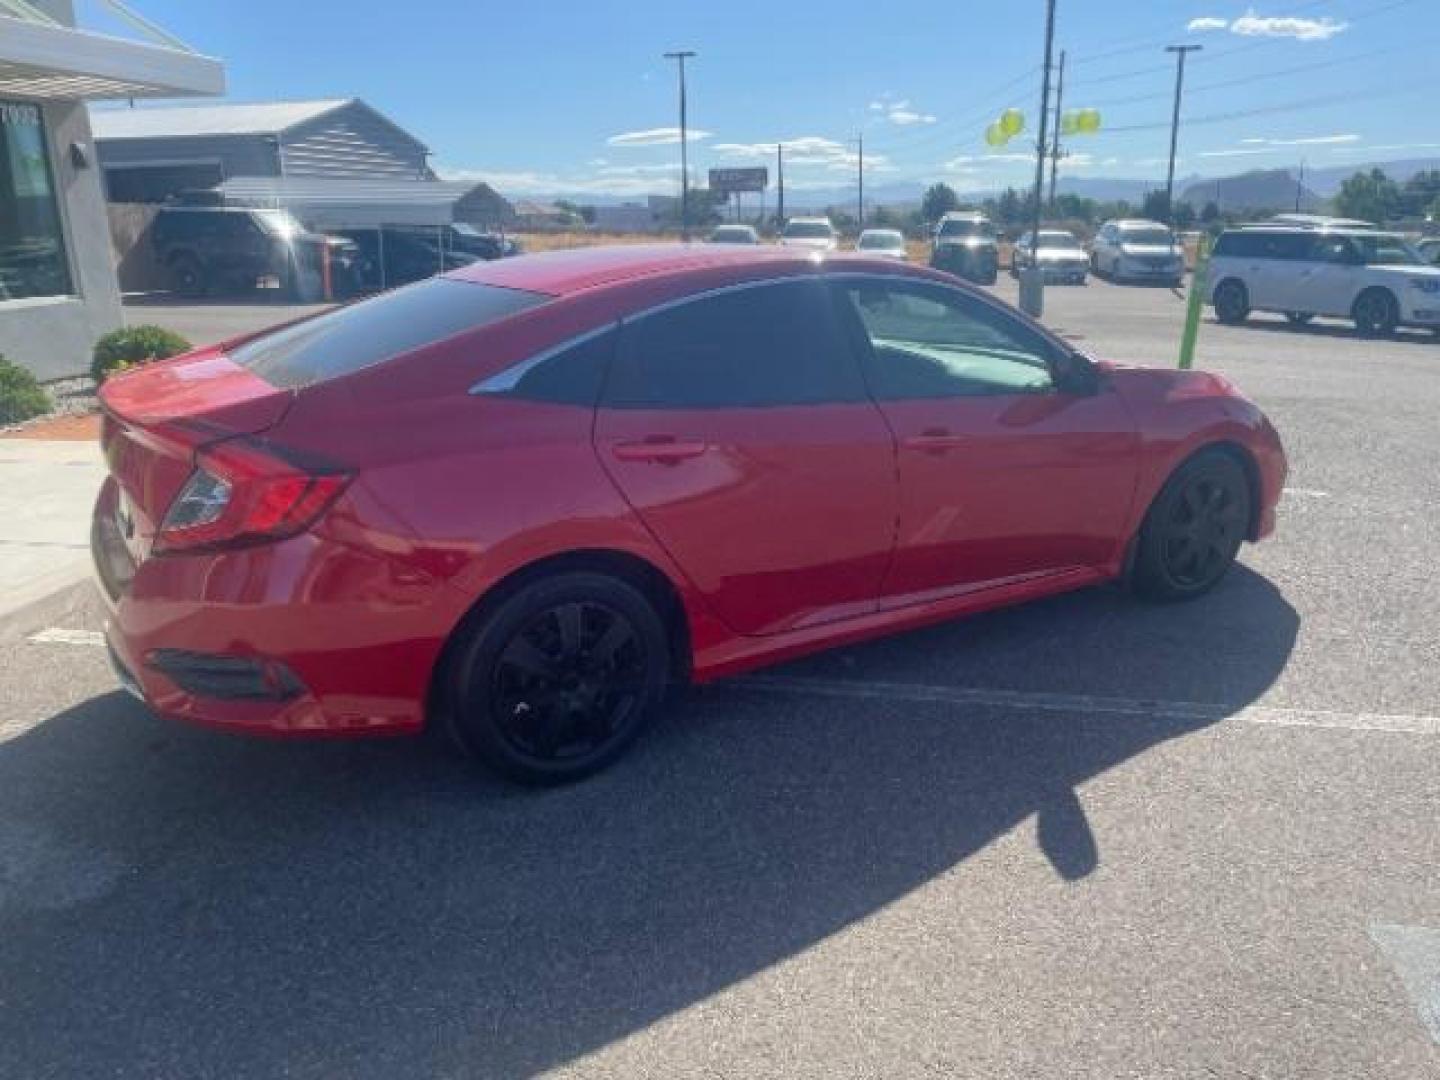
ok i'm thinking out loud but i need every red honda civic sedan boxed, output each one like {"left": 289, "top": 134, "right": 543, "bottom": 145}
{"left": 93, "top": 245, "right": 1286, "bottom": 783}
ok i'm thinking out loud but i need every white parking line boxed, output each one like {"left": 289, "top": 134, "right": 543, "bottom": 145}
{"left": 27, "top": 628, "right": 105, "bottom": 648}
{"left": 1283, "top": 487, "right": 1330, "bottom": 498}
{"left": 31, "top": 628, "right": 1440, "bottom": 737}
{"left": 736, "top": 675, "right": 1440, "bottom": 737}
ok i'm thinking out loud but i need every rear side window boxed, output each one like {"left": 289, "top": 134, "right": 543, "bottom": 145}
{"left": 604, "top": 280, "right": 864, "bottom": 409}
{"left": 229, "top": 278, "right": 549, "bottom": 389}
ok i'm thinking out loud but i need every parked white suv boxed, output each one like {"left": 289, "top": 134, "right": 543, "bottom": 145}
{"left": 1091, "top": 219, "right": 1185, "bottom": 286}
{"left": 1208, "top": 226, "right": 1440, "bottom": 337}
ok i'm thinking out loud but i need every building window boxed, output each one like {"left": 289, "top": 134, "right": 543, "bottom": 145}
{"left": 0, "top": 101, "right": 73, "bottom": 301}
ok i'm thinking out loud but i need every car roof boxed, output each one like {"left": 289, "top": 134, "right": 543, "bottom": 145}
{"left": 1231, "top": 224, "right": 1402, "bottom": 239}
{"left": 1111, "top": 219, "right": 1168, "bottom": 229}
{"left": 449, "top": 243, "right": 851, "bottom": 296}
{"left": 859, "top": 228, "right": 903, "bottom": 236}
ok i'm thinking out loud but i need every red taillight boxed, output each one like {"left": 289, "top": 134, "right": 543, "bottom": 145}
{"left": 155, "top": 437, "right": 351, "bottom": 554}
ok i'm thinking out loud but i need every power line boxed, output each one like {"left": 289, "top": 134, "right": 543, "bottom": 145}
{"left": 1100, "top": 82, "right": 1425, "bottom": 135}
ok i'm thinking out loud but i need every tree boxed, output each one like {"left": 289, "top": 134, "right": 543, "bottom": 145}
{"left": 1200, "top": 200, "right": 1221, "bottom": 223}
{"left": 1054, "top": 193, "right": 1097, "bottom": 224}
{"left": 921, "top": 182, "right": 959, "bottom": 223}
{"left": 1172, "top": 201, "right": 1196, "bottom": 230}
{"left": 1141, "top": 189, "right": 1171, "bottom": 222}
{"left": 1333, "top": 168, "right": 1401, "bottom": 225}
{"left": 1401, "top": 170, "right": 1440, "bottom": 218}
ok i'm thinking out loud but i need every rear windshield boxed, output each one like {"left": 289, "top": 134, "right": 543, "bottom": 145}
{"left": 229, "top": 277, "right": 548, "bottom": 389}
{"left": 858, "top": 231, "right": 904, "bottom": 248}
{"left": 1120, "top": 228, "right": 1174, "bottom": 247}
{"left": 1038, "top": 232, "right": 1081, "bottom": 248}
{"left": 784, "top": 221, "right": 835, "bottom": 239}
{"left": 938, "top": 219, "right": 994, "bottom": 240}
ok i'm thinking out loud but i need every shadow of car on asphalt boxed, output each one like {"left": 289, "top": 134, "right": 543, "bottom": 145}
{"left": 1210, "top": 313, "right": 1440, "bottom": 347}
{"left": 0, "top": 565, "right": 1297, "bottom": 1078}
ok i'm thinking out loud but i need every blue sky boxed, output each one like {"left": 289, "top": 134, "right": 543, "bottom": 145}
{"left": 95, "top": 0, "right": 1438, "bottom": 196}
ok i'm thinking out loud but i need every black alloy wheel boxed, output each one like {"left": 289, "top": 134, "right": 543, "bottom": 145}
{"left": 1134, "top": 451, "right": 1250, "bottom": 601}
{"left": 1213, "top": 279, "right": 1250, "bottom": 325}
{"left": 1352, "top": 289, "right": 1398, "bottom": 338}
{"left": 449, "top": 573, "right": 670, "bottom": 784}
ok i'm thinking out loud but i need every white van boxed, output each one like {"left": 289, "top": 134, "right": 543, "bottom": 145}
{"left": 1208, "top": 226, "right": 1440, "bottom": 337}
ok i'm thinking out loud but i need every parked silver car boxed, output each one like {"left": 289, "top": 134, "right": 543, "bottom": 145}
{"left": 1012, "top": 229, "right": 1088, "bottom": 284}
{"left": 1091, "top": 219, "right": 1184, "bottom": 286}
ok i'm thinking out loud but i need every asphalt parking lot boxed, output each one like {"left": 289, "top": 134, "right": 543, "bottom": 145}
{"left": 3, "top": 278, "right": 1437, "bottom": 1078}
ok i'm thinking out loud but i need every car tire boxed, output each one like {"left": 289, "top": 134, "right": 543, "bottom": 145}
{"left": 1285, "top": 312, "right": 1314, "bottom": 326}
{"left": 169, "top": 254, "right": 207, "bottom": 299}
{"left": 447, "top": 571, "right": 672, "bottom": 785}
{"left": 1213, "top": 279, "right": 1250, "bottom": 325}
{"left": 1133, "top": 450, "right": 1250, "bottom": 602}
{"left": 1352, "top": 288, "right": 1399, "bottom": 338}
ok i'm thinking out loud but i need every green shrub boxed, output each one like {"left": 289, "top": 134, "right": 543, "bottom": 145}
{"left": 0, "top": 355, "right": 50, "bottom": 425}
{"left": 91, "top": 325, "right": 191, "bottom": 383}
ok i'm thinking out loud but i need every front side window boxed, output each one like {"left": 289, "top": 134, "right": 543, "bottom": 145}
{"left": 840, "top": 282, "right": 1056, "bottom": 399}
{"left": 0, "top": 101, "right": 73, "bottom": 301}
{"left": 605, "top": 280, "right": 862, "bottom": 409}
{"left": 1349, "top": 234, "right": 1424, "bottom": 267}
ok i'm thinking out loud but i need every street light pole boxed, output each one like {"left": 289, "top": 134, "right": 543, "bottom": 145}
{"left": 776, "top": 143, "right": 785, "bottom": 230}
{"left": 663, "top": 49, "right": 696, "bottom": 240}
{"left": 1047, "top": 49, "right": 1066, "bottom": 209}
{"left": 856, "top": 134, "right": 864, "bottom": 229}
{"left": 1020, "top": 0, "right": 1057, "bottom": 317}
{"left": 1163, "top": 44, "right": 1202, "bottom": 226}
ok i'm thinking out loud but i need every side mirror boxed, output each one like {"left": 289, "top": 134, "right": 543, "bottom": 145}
{"left": 1051, "top": 350, "right": 1101, "bottom": 395}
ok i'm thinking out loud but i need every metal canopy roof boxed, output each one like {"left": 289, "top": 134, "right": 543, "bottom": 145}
{"left": 0, "top": 9, "right": 224, "bottom": 101}
{"left": 91, "top": 99, "right": 351, "bottom": 139}
{"left": 215, "top": 176, "right": 492, "bottom": 229}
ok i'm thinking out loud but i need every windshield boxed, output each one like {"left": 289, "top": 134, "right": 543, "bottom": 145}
{"left": 784, "top": 221, "right": 834, "bottom": 239}
{"left": 1121, "top": 228, "right": 1175, "bottom": 247}
{"left": 859, "top": 231, "right": 904, "bottom": 249}
{"left": 1038, "top": 232, "right": 1081, "bottom": 249}
{"left": 253, "top": 210, "right": 305, "bottom": 239}
{"left": 938, "top": 219, "right": 994, "bottom": 240}
{"left": 711, "top": 227, "right": 756, "bottom": 242}
{"left": 1349, "top": 234, "right": 1425, "bottom": 266}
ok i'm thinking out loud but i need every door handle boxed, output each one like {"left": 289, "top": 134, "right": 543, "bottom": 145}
{"left": 611, "top": 436, "right": 709, "bottom": 463}
{"left": 903, "top": 428, "right": 968, "bottom": 453}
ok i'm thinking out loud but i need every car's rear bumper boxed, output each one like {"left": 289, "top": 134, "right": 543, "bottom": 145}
{"left": 92, "top": 477, "right": 452, "bottom": 738}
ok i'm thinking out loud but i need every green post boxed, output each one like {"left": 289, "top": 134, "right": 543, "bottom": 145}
{"left": 1178, "top": 234, "right": 1210, "bottom": 370}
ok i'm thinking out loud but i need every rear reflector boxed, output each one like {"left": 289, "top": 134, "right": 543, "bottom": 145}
{"left": 146, "top": 649, "right": 305, "bottom": 701}
{"left": 155, "top": 437, "right": 350, "bottom": 554}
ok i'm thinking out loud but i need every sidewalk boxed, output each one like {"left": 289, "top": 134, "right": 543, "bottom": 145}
{"left": 0, "top": 437, "right": 105, "bottom": 620}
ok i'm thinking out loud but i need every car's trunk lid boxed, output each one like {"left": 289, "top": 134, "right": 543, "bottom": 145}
{"left": 99, "top": 347, "right": 293, "bottom": 557}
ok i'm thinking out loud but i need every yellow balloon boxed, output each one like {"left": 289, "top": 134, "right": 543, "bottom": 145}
{"left": 1000, "top": 108, "right": 1025, "bottom": 137}
{"left": 1060, "top": 111, "right": 1080, "bottom": 136}
{"left": 1077, "top": 108, "right": 1102, "bottom": 134}
{"left": 985, "top": 122, "right": 1009, "bottom": 147}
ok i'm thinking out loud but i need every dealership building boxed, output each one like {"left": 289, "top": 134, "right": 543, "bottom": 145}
{"left": 0, "top": 2, "right": 223, "bottom": 380}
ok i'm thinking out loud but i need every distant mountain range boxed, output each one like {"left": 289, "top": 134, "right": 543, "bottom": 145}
{"left": 544, "top": 156, "right": 1440, "bottom": 214}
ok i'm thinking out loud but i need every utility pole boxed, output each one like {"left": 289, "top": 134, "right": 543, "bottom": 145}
{"left": 1047, "top": 49, "right": 1066, "bottom": 210}
{"left": 776, "top": 143, "right": 785, "bottom": 230}
{"left": 1163, "top": 44, "right": 1202, "bottom": 227}
{"left": 663, "top": 50, "right": 696, "bottom": 240}
{"left": 856, "top": 134, "right": 864, "bottom": 229}
{"left": 1020, "top": 0, "right": 1057, "bottom": 317}
{"left": 1295, "top": 158, "right": 1305, "bottom": 212}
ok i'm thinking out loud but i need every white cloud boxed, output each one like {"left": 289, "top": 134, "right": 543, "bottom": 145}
{"left": 868, "top": 101, "right": 886, "bottom": 111}
{"left": 1268, "top": 133, "right": 1359, "bottom": 146}
{"left": 606, "top": 126, "right": 711, "bottom": 147}
{"left": 1199, "top": 147, "right": 1278, "bottom": 158}
{"left": 1230, "top": 11, "right": 1348, "bottom": 41}
{"left": 1187, "top": 16, "right": 1229, "bottom": 32}
{"left": 713, "top": 136, "right": 860, "bottom": 167}
{"left": 436, "top": 165, "right": 668, "bottom": 197}
{"left": 1330, "top": 141, "right": 1440, "bottom": 155}
{"left": 888, "top": 107, "right": 937, "bottom": 126}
